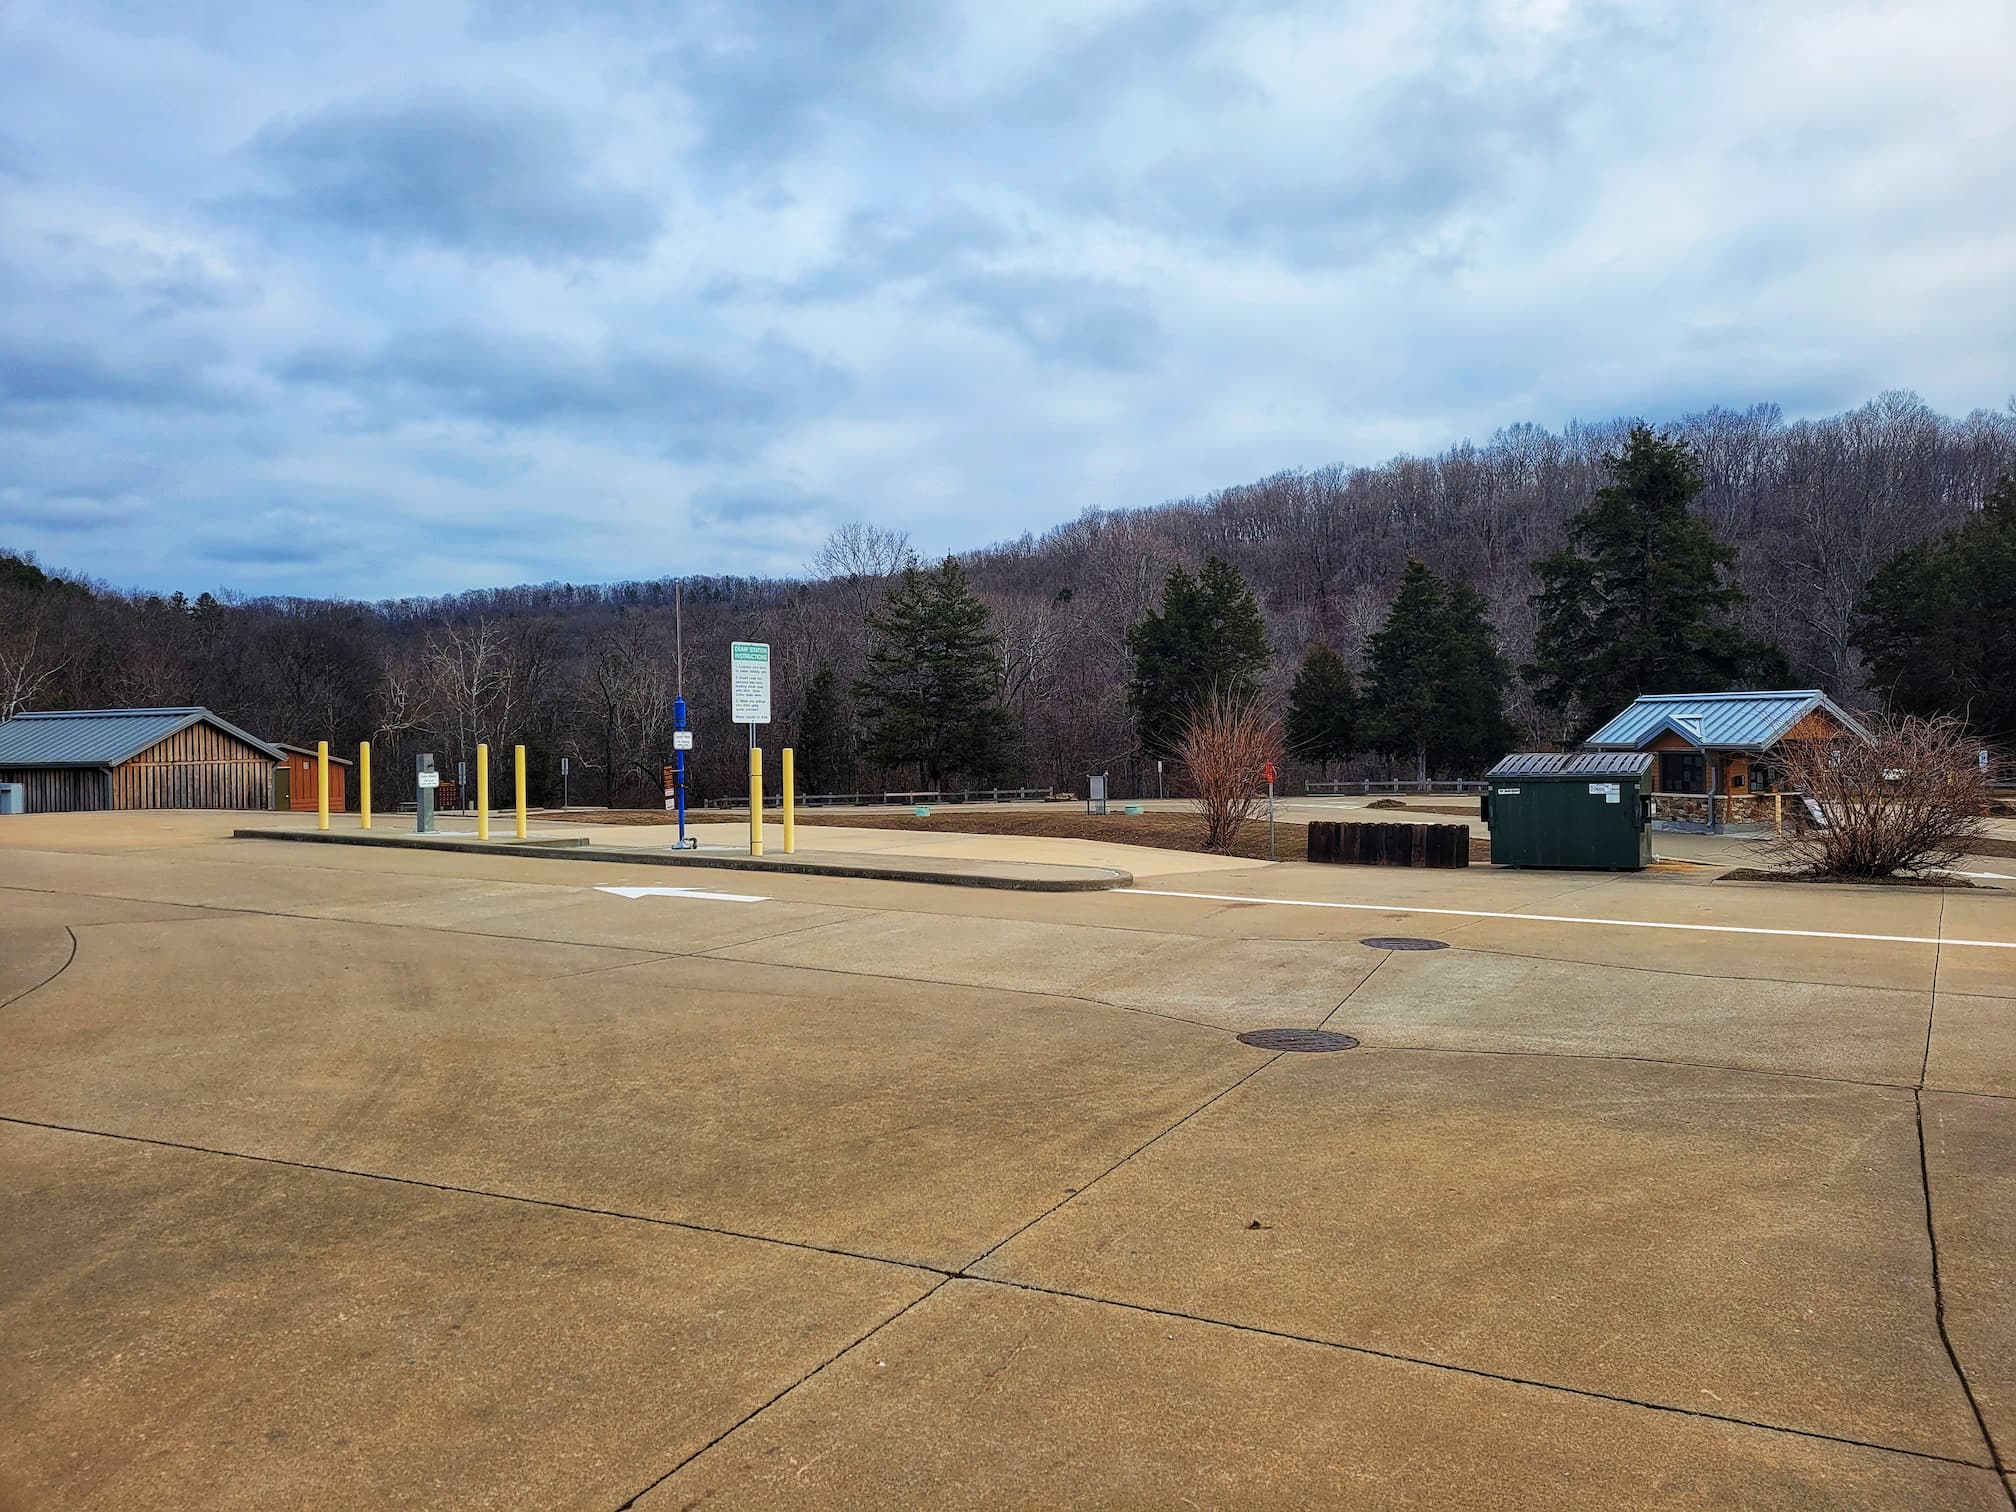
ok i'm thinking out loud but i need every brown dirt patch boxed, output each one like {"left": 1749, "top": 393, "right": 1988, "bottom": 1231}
{"left": 1718, "top": 867, "right": 1974, "bottom": 888}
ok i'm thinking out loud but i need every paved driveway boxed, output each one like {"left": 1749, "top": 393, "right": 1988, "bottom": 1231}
{"left": 2, "top": 813, "right": 2011, "bottom": 1508}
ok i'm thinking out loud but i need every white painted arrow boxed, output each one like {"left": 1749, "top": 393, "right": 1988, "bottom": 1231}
{"left": 596, "top": 885, "right": 770, "bottom": 903}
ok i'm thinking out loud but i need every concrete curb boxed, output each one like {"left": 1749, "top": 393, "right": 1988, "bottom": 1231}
{"left": 231, "top": 828, "right": 1134, "bottom": 893}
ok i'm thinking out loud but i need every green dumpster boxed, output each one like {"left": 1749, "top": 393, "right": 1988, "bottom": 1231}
{"left": 1483, "top": 752, "right": 1655, "bottom": 870}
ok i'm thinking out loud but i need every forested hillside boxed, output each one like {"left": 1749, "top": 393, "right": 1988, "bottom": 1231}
{"left": 4, "top": 390, "right": 2011, "bottom": 805}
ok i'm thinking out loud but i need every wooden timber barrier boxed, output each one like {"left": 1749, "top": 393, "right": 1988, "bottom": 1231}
{"left": 1307, "top": 820, "right": 1469, "bottom": 868}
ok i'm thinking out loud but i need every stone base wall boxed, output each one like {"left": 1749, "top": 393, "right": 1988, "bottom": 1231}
{"left": 1650, "top": 792, "right": 1795, "bottom": 827}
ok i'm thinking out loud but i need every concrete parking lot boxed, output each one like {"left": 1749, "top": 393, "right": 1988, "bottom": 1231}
{"left": 1, "top": 810, "right": 2012, "bottom": 1509}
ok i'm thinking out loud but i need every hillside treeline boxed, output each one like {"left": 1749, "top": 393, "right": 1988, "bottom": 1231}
{"left": 3, "top": 389, "right": 2011, "bottom": 806}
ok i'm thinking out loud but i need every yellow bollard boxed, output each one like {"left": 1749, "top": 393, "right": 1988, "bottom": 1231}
{"left": 316, "top": 740, "right": 330, "bottom": 830}
{"left": 1774, "top": 792, "right": 1783, "bottom": 835}
{"left": 359, "top": 740, "right": 372, "bottom": 829}
{"left": 749, "top": 746, "right": 763, "bottom": 856}
{"left": 476, "top": 743, "right": 490, "bottom": 840}
{"left": 514, "top": 744, "right": 527, "bottom": 839}
{"left": 782, "top": 747, "right": 796, "bottom": 854}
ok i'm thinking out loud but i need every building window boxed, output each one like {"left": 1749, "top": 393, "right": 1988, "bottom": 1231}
{"left": 1659, "top": 751, "right": 1705, "bottom": 793}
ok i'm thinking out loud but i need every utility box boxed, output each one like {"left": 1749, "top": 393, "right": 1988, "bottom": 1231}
{"left": 0, "top": 782, "right": 24, "bottom": 815}
{"left": 1483, "top": 752, "right": 1655, "bottom": 870}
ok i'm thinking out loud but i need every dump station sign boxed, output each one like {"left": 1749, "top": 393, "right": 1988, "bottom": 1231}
{"left": 731, "top": 641, "right": 771, "bottom": 724}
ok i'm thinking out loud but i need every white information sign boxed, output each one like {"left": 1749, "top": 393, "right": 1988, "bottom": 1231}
{"left": 417, "top": 771, "right": 440, "bottom": 789}
{"left": 1588, "top": 781, "right": 1620, "bottom": 803}
{"left": 731, "top": 641, "right": 771, "bottom": 724}
{"left": 673, "top": 730, "right": 694, "bottom": 750}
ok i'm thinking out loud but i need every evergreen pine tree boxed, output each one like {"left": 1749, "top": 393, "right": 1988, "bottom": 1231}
{"left": 1857, "top": 473, "right": 2016, "bottom": 743}
{"left": 1527, "top": 424, "right": 1783, "bottom": 736}
{"left": 1362, "top": 561, "right": 1513, "bottom": 781}
{"left": 853, "top": 557, "right": 1012, "bottom": 786}
{"left": 796, "top": 659, "right": 857, "bottom": 793}
{"left": 1126, "top": 555, "right": 1271, "bottom": 756}
{"left": 1285, "top": 644, "right": 1358, "bottom": 772}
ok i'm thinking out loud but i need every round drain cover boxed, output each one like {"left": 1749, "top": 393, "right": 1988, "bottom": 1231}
{"left": 1236, "top": 1028, "right": 1361, "bottom": 1053}
{"left": 1360, "top": 936, "right": 1449, "bottom": 951}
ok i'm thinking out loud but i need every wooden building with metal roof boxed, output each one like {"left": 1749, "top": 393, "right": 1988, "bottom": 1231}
{"left": 0, "top": 707, "right": 283, "bottom": 813}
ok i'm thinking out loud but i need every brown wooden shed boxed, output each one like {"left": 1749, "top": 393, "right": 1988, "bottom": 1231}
{"left": 0, "top": 707, "right": 282, "bottom": 812}
{"left": 272, "top": 742, "right": 350, "bottom": 813}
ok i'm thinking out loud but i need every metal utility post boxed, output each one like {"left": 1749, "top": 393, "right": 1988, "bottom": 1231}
{"left": 514, "top": 744, "right": 527, "bottom": 839}
{"left": 782, "top": 747, "right": 796, "bottom": 854}
{"left": 1265, "top": 760, "right": 1277, "bottom": 861}
{"left": 673, "top": 697, "right": 693, "bottom": 848}
{"left": 415, "top": 753, "right": 437, "bottom": 833}
{"left": 561, "top": 755, "right": 569, "bottom": 811}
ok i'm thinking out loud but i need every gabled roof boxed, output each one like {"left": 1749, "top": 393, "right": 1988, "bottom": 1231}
{"left": 273, "top": 742, "right": 353, "bottom": 766}
{"left": 1585, "top": 690, "right": 1871, "bottom": 751}
{"left": 0, "top": 707, "right": 284, "bottom": 767}
{"left": 1488, "top": 751, "right": 1656, "bottom": 780}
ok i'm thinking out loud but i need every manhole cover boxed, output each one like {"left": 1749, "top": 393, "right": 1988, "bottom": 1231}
{"left": 1360, "top": 936, "right": 1449, "bottom": 951}
{"left": 1236, "top": 1028, "right": 1361, "bottom": 1053}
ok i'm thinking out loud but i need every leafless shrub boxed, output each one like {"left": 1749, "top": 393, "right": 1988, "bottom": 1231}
{"left": 1179, "top": 688, "right": 1283, "bottom": 853}
{"left": 1767, "top": 713, "right": 1989, "bottom": 878}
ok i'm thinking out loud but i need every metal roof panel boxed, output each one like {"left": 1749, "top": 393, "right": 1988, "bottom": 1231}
{"left": 1487, "top": 751, "right": 1656, "bottom": 779}
{"left": 0, "top": 708, "right": 284, "bottom": 766}
{"left": 1584, "top": 691, "right": 1869, "bottom": 750}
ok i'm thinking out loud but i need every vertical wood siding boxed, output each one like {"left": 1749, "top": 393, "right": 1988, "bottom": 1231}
{"left": 1, "top": 767, "right": 113, "bottom": 812}
{"left": 109, "top": 723, "right": 275, "bottom": 810}
{"left": 282, "top": 753, "right": 346, "bottom": 812}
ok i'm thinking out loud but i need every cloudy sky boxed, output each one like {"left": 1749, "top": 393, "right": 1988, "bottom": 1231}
{"left": 2, "top": 0, "right": 2010, "bottom": 599}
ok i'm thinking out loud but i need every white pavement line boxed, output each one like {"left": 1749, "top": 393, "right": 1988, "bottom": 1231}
{"left": 596, "top": 885, "right": 770, "bottom": 903}
{"left": 1115, "top": 888, "right": 2016, "bottom": 951}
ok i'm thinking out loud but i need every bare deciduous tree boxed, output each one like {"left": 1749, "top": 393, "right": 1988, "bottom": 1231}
{"left": 1179, "top": 688, "right": 1283, "bottom": 853}
{"left": 1767, "top": 714, "right": 1989, "bottom": 878}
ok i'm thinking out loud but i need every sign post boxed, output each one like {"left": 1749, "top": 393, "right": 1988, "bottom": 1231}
{"left": 731, "top": 642, "right": 771, "bottom": 856}
{"left": 673, "top": 700, "right": 694, "bottom": 847}
{"left": 415, "top": 753, "right": 437, "bottom": 834}
{"left": 561, "top": 755, "right": 569, "bottom": 811}
{"left": 1264, "top": 760, "right": 1277, "bottom": 861}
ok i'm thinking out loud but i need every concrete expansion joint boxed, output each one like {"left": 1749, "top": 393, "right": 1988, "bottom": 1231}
{"left": 1912, "top": 1087, "right": 2010, "bottom": 1489}
{"left": 0, "top": 923, "right": 77, "bottom": 1012}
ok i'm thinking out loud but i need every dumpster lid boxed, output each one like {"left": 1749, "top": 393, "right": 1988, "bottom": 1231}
{"left": 1487, "top": 751, "right": 1656, "bottom": 780}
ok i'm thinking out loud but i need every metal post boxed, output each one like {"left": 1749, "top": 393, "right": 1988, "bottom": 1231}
{"left": 782, "top": 747, "right": 796, "bottom": 854}
{"left": 476, "top": 743, "right": 490, "bottom": 841}
{"left": 1268, "top": 775, "right": 1276, "bottom": 861}
{"left": 749, "top": 745, "right": 763, "bottom": 856}
{"left": 316, "top": 740, "right": 330, "bottom": 830}
{"left": 416, "top": 753, "right": 435, "bottom": 834}
{"left": 359, "top": 740, "right": 371, "bottom": 829}
{"left": 514, "top": 744, "right": 527, "bottom": 839}
{"left": 674, "top": 696, "right": 690, "bottom": 848}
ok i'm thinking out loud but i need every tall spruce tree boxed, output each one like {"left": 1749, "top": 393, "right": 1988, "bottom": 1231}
{"left": 854, "top": 557, "right": 1011, "bottom": 786}
{"left": 1362, "top": 561, "right": 1513, "bottom": 781}
{"left": 1857, "top": 473, "right": 2016, "bottom": 743}
{"left": 1527, "top": 424, "right": 1783, "bottom": 736}
{"left": 1285, "top": 644, "right": 1358, "bottom": 772}
{"left": 796, "top": 659, "right": 857, "bottom": 793}
{"left": 1127, "top": 556, "right": 1270, "bottom": 757}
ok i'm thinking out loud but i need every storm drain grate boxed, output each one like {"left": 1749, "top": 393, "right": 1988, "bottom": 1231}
{"left": 1236, "top": 1028, "right": 1361, "bottom": 1053}
{"left": 1360, "top": 936, "right": 1449, "bottom": 951}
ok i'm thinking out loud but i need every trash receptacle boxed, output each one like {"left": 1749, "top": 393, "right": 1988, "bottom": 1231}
{"left": 1483, "top": 752, "right": 1655, "bottom": 870}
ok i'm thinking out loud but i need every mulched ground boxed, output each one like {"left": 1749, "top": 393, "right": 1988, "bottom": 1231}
{"left": 1718, "top": 867, "right": 1973, "bottom": 888}
{"left": 563, "top": 805, "right": 1490, "bottom": 865}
